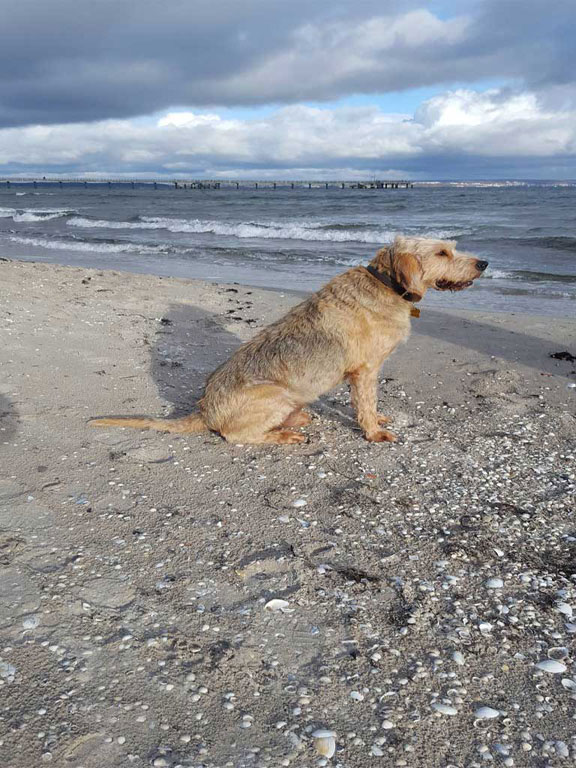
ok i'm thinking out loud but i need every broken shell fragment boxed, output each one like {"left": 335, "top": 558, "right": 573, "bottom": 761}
{"left": 312, "top": 729, "right": 336, "bottom": 758}
{"left": 561, "top": 678, "right": 576, "bottom": 691}
{"left": 264, "top": 599, "right": 293, "bottom": 613}
{"left": 535, "top": 659, "right": 567, "bottom": 674}
{"left": 547, "top": 647, "right": 569, "bottom": 660}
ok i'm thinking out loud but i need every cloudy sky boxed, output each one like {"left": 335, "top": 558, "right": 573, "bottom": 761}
{"left": 1, "top": 0, "right": 575, "bottom": 179}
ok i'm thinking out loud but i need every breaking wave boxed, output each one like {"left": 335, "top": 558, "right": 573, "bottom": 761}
{"left": 0, "top": 207, "right": 76, "bottom": 222}
{"left": 67, "top": 215, "right": 468, "bottom": 244}
{"left": 9, "top": 235, "right": 169, "bottom": 255}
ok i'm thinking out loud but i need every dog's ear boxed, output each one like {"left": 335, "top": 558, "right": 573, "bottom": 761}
{"left": 371, "top": 247, "right": 392, "bottom": 272}
{"left": 391, "top": 248, "right": 425, "bottom": 302}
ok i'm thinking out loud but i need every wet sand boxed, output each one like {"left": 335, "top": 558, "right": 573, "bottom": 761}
{"left": 1, "top": 259, "right": 575, "bottom": 768}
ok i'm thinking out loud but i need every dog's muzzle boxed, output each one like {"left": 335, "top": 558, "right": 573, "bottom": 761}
{"left": 476, "top": 260, "right": 489, "bottom": 272}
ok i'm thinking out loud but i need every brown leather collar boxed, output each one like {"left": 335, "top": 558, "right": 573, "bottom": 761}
{"left": 364, "top": 265, "right": 419, "bottom": 303}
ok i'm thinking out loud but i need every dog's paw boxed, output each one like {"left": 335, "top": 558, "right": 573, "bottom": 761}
{"left": 365, "top": 429, "right": 397, "bottom": 443}
{"left": 376, "top": 414, "right": 391, "bottom": 425}
{"left": 270, "top": 429, "right": 307, "bottom": 445}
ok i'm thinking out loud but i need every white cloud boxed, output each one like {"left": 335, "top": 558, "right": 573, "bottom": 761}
{"left": 1, "top": 87, "right": 575, "bottom": 176}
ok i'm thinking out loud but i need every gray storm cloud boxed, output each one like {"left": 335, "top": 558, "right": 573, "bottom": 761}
{"left": 0, "top": 0, "right": 574, "bottom": 127}
{"left": 1, "top": 0, "right": 575, "bottom": 178}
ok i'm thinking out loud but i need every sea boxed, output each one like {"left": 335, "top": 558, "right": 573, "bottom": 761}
{"left": 1, "top": 181, "right": 575, "bottom": 316}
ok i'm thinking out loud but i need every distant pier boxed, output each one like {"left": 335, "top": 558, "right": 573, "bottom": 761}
{"left": 1, "top": 177, "right": 414, "bottom": 190}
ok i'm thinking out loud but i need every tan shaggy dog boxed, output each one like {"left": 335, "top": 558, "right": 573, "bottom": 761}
{"left": 90, "top": 235, "right": 488, "bottom": 444}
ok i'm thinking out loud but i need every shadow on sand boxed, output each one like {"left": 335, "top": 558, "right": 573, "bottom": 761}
{"left": 0, "top": 393, "right": 19, "bottom": 444}
{"left": 412, "top": 308, "right": 575, "bottom": 380}
{"left": 142, "top": 298, "right": 574, "bottom": 426}
{"left": 149, "top": 302, "right": 242, "bottom": 416}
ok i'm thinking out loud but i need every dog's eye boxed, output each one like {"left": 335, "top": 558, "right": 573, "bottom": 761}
{"left": 437, "top": 249, "right": 449, "bottom": 257}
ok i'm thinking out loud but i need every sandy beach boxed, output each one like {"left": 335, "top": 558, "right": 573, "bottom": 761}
{"left": 1, "top": 258, "right": 575, "bottom": 768}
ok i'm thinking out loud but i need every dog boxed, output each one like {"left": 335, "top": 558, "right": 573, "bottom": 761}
{"left": 90, "top": 235, "right": 488, "bottom": 444}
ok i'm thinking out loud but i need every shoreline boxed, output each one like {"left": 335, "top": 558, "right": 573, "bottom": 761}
{"left": 1, "top": 259, "right": 575, "bottom": 768}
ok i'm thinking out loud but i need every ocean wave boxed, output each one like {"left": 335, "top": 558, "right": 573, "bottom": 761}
{"left": 507, "top": 236, "right": 576, "bottom": 252}
{"left": 485, "top": 268, "right": 576, "bottom": 284}
{"left": 0, "top": 207, "right": 76, "bottom": 221}
{"left": 67, "top": 215, "right": 469, "bottom": 244}
{"left": 68, "top": 215, "right": 393, "bottom": 242}
{"left": 9, "top": 235, "right": 168, "bottom": 255}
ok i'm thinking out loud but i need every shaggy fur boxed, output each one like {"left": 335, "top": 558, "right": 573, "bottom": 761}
{"left": 90, "top": 235, "right": 487, "bottom": 444}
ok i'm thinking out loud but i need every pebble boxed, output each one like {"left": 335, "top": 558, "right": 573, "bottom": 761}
{"left": 291, "top": 499, "right": 307, "bottom": 508}
{"left": 485, "top": 578, "right": 503, "bottom": 589}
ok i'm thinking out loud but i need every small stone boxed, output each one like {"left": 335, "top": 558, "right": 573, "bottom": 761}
{"left": 485, "top": 578, "right": 503, "bottom": 589}
{"left": 292, "top": 499, "right": 307, "bottom": 508}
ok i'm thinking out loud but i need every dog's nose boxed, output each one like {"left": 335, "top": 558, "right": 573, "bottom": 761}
{"left": 476, "top": 260, "right": 489, "bottom": 272}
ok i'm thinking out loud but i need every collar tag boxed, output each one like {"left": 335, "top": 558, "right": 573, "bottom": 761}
{"left": 410, "top": 306, "right": 421, "bottom": 318}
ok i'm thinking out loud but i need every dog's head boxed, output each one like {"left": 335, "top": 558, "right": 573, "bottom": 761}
{"left": 372, "top": 235, "right": 488, "bottom": 302}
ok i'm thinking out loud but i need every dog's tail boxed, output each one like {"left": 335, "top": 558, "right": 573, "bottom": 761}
{"left": 88, "top": 413, "right": 208, "bottom": 434}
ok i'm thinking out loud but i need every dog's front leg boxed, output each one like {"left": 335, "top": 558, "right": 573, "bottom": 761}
{"left": 348, "top": 367, "right": 397, "bottom": 443}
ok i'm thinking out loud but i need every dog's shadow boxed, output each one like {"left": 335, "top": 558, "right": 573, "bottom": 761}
{"left": 150, "top": 303, "right": 242, "bottom": 416}
{"left": 147, "top": 299, "right": 574, "bottom": 426}
{"left": 149, "top": 301, "right": 356, "bottom": 427}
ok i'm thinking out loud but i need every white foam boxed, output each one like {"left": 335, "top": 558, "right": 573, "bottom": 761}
{"left": 13, "top": 212, "right": 66, "bottom": 222}
{"left": 68, "top": 215, "right": 467, "bottom": 245}
{"left": 485, "top": 268, "right": 514, "bottom": 279}
{"left": 9, "top": 236, "right": 165, "bottom": 255}
{"left": 0, "top": 207, "right": 75, "bottom": 221}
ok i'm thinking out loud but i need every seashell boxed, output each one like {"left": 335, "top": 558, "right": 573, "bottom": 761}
{"left": 548, "top": 646, "right": 569, "bottom": 660}
{"left": 475, "top": 706, "right": 500, "bottom": 719}
{"left": 452, "top": 651, "right": 465, "bottom": 665}
{"left": 561, "top": 678, "right": 576, "bottom": 691}
{"left": 485, "top": 578, "right": 503, "bottom": 589}
{"left": 478, "top": 622, "right": 493, "bottom": 635}
{"left": 565, "top": 623, "right": 576, "bottom": 633}
{"left": 535, "top": 659, "right": 567, "bottom": 674}
{"left": 292, "top": 498, "right": 307, "bottom": 508}
{"left": 312, "top": 729, "right": 336, "bottom": 758}
{"left": 431, "top": 703, "right": 458, "bottom": 715}
{"left": 349, "top": 691, "right": 364, "bottom": 701}
{"left": 264, "top": 599, "right": 293, "bottom": 613}
{"left": 556, "top": 602, "right": 573, "bottom": 617}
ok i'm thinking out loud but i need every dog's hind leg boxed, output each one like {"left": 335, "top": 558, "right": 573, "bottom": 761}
{"left": 348, "top": 367, "right": 397, "bottom": 443}
{"left": 218, "top": 385, "right": 307, "bottom": 445}
{"left": 282, "top": 408, "right": 312, "bottom": 427}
